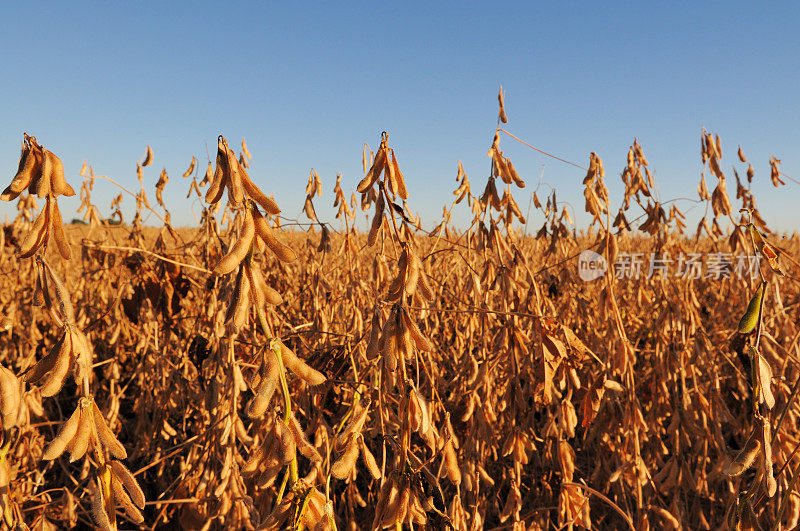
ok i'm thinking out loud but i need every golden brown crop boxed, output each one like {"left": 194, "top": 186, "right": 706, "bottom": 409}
{"left": 0, "top": 93, "right": 797, "bottom": 530}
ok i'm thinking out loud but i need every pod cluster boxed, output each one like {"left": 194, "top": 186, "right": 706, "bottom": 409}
{"left": 1, "top": 134, "right": 74, "bottom": 259}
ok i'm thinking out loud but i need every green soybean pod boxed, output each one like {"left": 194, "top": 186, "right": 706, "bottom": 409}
{"left": 738, "top": 281, "right": 766, "bottom": 333}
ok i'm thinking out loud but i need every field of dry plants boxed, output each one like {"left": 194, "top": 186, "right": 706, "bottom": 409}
{"left": 0, "top": 92, "right": 798, "bottom": 530}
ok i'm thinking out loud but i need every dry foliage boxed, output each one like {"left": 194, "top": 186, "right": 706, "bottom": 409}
{"left": 0, "top": 94, "right": 798, "bottom": 530}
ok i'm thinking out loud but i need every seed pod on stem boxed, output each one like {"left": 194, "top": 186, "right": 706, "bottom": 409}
{"left": 18, "top": 196, "right": 51, "bottom": 258}
{"left": 0, "top": 367, "right": 21, "bottom": 430}
{"left": 252, "top": 206, "right": 296, "bottom": 262}
{"left": 246, "top": 353, "right": 279, "bottom": 418}
{"left": 358, "top": 434, "right": 381, "bottom": 479}
{"left": 2, "top": 136, "right": 39, "bottom": 200}
{"left": 738, "top": 281, "right": 766, "bottom": 334}
{"left": 225, "top": 145, "right": 245, "bottom": 205}
{"left": 367, "top": 194, "right": 385, "bottom": 247}
{"left": 205, "top": 142, "right": 228, "bottom": 204}
{"left": 331, "top": 433, "right": 359, "bottom": 479}
{"left": 214, "top": 208, "right": 255, "bottom": 275}
{"left": 278, "top": 340, "right": 326, "bottom": 386}
{"left": 358, "top": 143, "right": 387, "bottom": 194}
{"left": 47, "top": 150, "right": 75, "bottom": 197}
{"left": 336, "top": 399, "right": 370, "bottom": 450}
{"left": 289, "top": 414, "right": 322, "bottom": 462}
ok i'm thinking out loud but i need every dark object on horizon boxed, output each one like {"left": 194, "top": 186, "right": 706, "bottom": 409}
{"left": 70, "top": 218, "right": 122, "bottom": 226}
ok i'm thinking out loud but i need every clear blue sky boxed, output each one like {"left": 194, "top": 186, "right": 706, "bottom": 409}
{"left": 2, "top": 2, "right": 798, "bottom": 233}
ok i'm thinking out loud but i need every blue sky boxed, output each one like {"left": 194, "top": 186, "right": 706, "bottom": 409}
{"left": 2, "top": 2, "right": 798, "bottom": 233}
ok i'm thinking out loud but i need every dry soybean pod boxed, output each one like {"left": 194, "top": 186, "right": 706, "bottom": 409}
{"left": 213, "top": 207, "right": 255, "bottom": 275}
{"left": 416, "top": 264, "right": 435, "bottom": 302}
{"left": 40, "top": 258, "right": 75, "bottom": 323}
{"left": 244, "top": 262, "right": 265, "bottom": 310}
{"left": 38, "top": 330, "right": 73, "bottom": 397}
{"left": 226, "top": 147, "right": 245, "bottom": 204}
{"left": 367, "top": 195, "right": 384, "bottom": 247}
{"left": 275, "top": 420, "right": 296, "bottom": 464}
{"left": 727, "top": 430, "right": 760, "bottom": 476}
{"left": 224, "top": 266, "right": 247, "bottom": 325}
{"left": 401, "top": 309, "right": 433, "bottom": 352}
{"left": 205, "top": 142, "right": 228, "bottom": 204}
{"left": 91, "top": 479, "right": 114, "bottom": 531}
{"left": 110, "top": 476, "right": 144, "bottom": 523}
{"left": 377, "top": 308, "right": 397, "bottom": 362}
{"left": 142, "top": 145, "right": 154, "bottom": 166}
{"left": 70, "top": 328, "right": 93, "bottom": 384}
{"left": 357, "top": 147, "right": 386, "bottom": 193}
{"left": 279, "top": 340, "right": 326, "bottom": 386}
{"left": 371, "top": 480, "right": 394, "bottom": 530}
{"left": 395, "top": 487, "right": 411, "bottom": 525}
{"left": 242, "top": 443, "right": 267, "bottom": 476}
{"left": 182, "top": 155, "right": 196, "bottom": 178}
{"left": 380, "top": 483, "right": 401, "bottom": 527}
{"left": 404, "top": 250, "right": 420, "bottom": 297}
{"left": 385, "top": 150, "right": 398, "bottom": 196}
{"left": 289, "top": 414, "right": 322, "bottom": 462}
{"left": 385, "top": 249, "right": 407, "bottom": 299}
{"left": 252, "top": 207, "right": 296, "bottom": 262}
{"left": 336, "top": 403, "right": 369, "bottom": 449}
{"left": 232, "top": 269, "right": 251, "bottom": 331}
{"left": 507, "top": 158, "right": 525, "bottom": 188}
{"left": 331, "top": 434, "right": 359, "bottom": 479}
{"left": 92, "top": 401, "right": 127, "bottom": 459}
{"left": 390, "top": 149, "right": 408, "bottom": 200}
{"left": 246, "top": 358, "right": 279, "bottom": 418}
{"left": 250, "top": 264, "right": 283, "bottom": 306}
{"left": 24, "top": 329, "right": 68, "bottom": 384}
{"left": 68, "top": 409, "right": 92, "bottom": 462}
{"left": 42, "top": 403, "right": 82, "bottom": 460}
{"left": 358, "top": 434, "right": 381, "bottom": 479}
{"left": 51, "top": 198, "right": 72, "bottom": 260}
{"left": 110, "top": 461, "right": 145, "bottom": 509}
{"left": 201, "top": 161, "right": 213, "bottom": 186}
{"left": 35, "top": 150, "right": 54, "bottom": 198}
{"left": 442, "top": 440, "right": 461, "bottom": 485}
{"left": 18, "top": 199, "right": 51, "bottom": 258}
{"left": 2, "top": 145, "right": 35, "bottom": 200}
{"left": 241, "top": 172, "right": 281, "bottom": 214}
{"left": 0, "top": 368, "right": 19, "bottom": 427}
{"left": 25, "top": 149, "right": 45, "bottom": 197}
{"left": 37, "top": 260, "right": 55, "bottom": 311}
{"left": 49, "top": 151, "right": 75, "bottom": 197}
